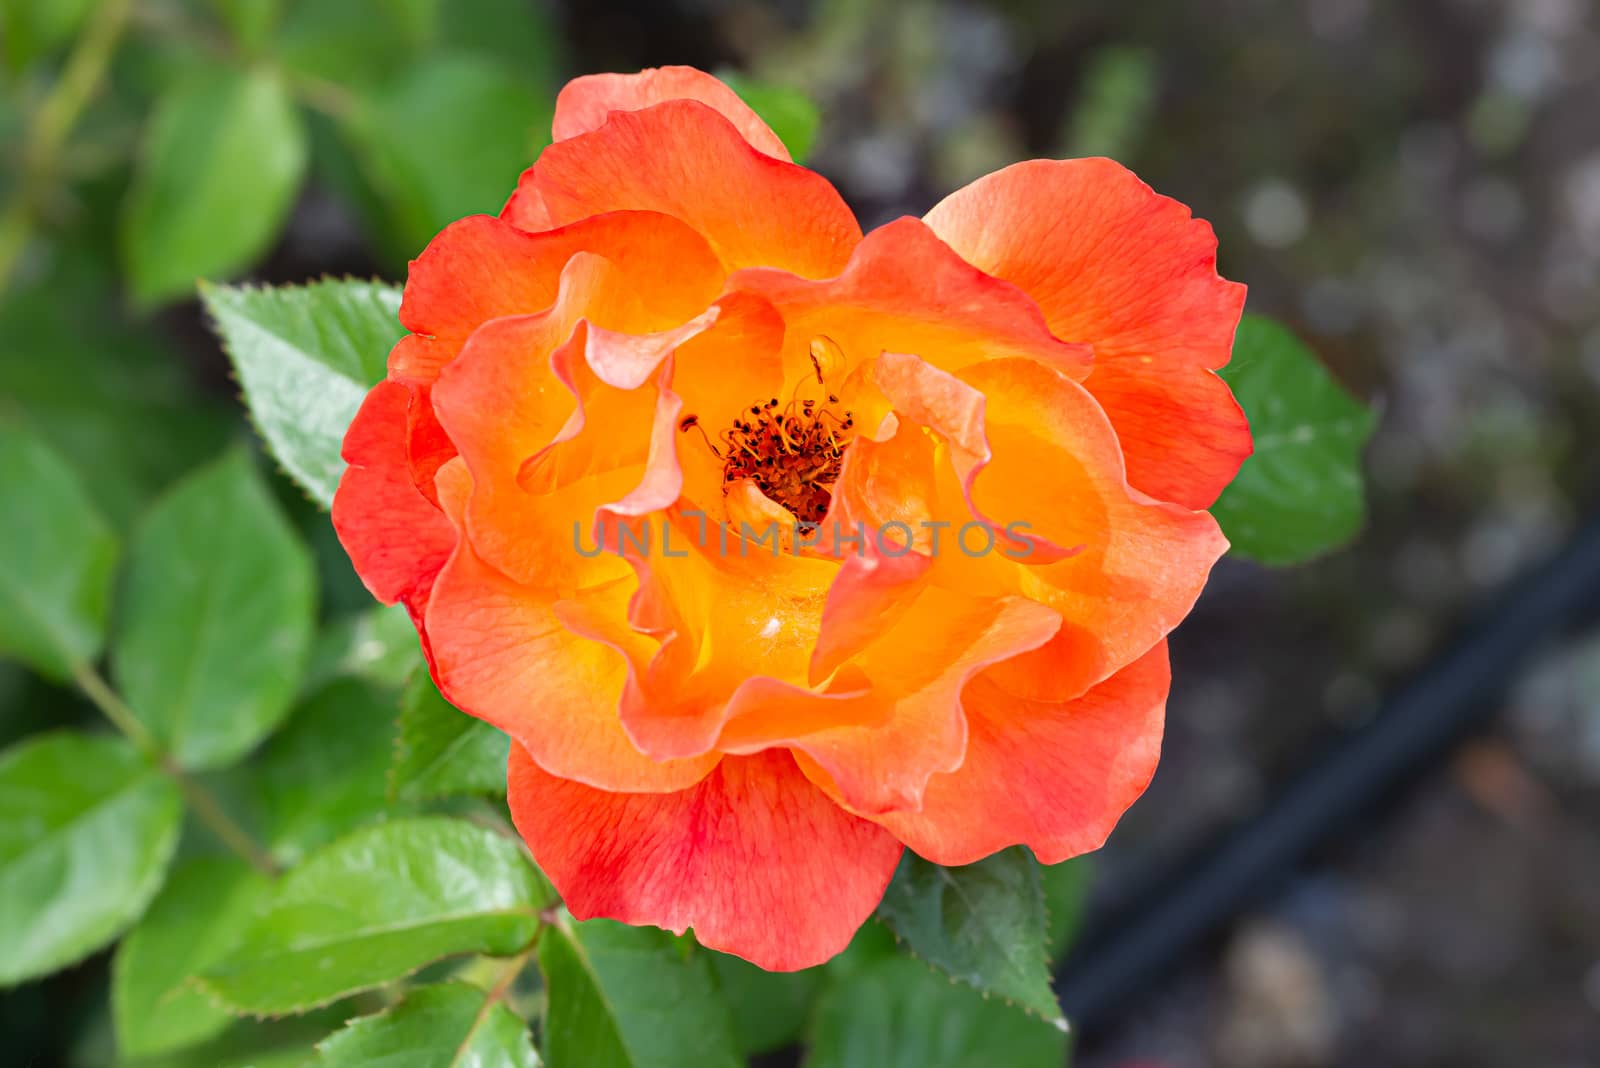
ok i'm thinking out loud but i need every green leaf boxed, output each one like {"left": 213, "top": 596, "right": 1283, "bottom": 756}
{"left": 313, "top": 982, "right": 539, "bottom": 1067}
{"left": 538, "top": 918, "right": 742, "bottom": 1068}
{"left": 122, "top": 66, "right": 308, "bottom": 305}
{"left": 435, "top": 0, "right": 559, "bottom": 91}
{"left": 112, "top": 1015, "right": 339, "bottom": 1068}
{"left": 0, "top": 425, "right": 118, "bottom": 681}
{"left": 273, "top": 0, "right": 434, "bottom": 88}
{"left": 875, "top": 849, "right": 1062, "bottom": 1025}
{"left": 112, "top": 856, "right": 272, "bottom": 1057}
{"left": 200, "top": 817, "right": 553, "bottom": 1014}
{"left": 210, "top": 0, "right": 281, "bottom": 51}
{"left": 345, "top": 54, "right": 553, "bottom": 255}
{"left": 1213, "top": 315, "right": 1376, "bottom": 565}
{"left": 1042, "top": 857, "right": 1093, "bottom": 963}
{"left": 0, "top": 251, "right": 235, "bottom": 527}
{"left": 1, "top": 0, "right": 94, "bottom": 71}
{"left": 202, "top": 278, "right": 402, "bottom": 506}
{"left": 0, "top": 731, "right": 182, "bottom": 985}
{"left": 806, "top": 954, "right": 1068, "bottom": 1068}
{"left": 391, "top": 671, "right": 510, "bottom": 802}
{"left": 304, "top": 604, "right": 422, "bottom": 693}
{"left": 707, "top": 950, "right": 823, "bottom": 1056}
{"left": 250, "top": 678, "right": 406, "bottom": 864}
{"left": 120, "top": 1039, "right": 320, "bottom": 1068}
{"left": 720, "top": 73, "right": 821, "bottom": 162}
{"left": 113, "top": 450, "right": 316, "bottom": 771}
{"left": 826, "top": 917, "right": 899, "bottom": 978}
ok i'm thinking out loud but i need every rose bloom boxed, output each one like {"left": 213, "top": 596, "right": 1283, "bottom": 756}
{"left": 334, "top": 67, "right": 1249, "bottom": 970}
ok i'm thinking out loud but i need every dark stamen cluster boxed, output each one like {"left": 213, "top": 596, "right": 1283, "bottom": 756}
{"left": 680, "top": 394, "right": 854, "bottom": 527}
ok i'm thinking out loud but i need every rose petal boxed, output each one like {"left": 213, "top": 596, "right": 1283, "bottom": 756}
{"left": 594, "top": 509, "right": 839, "bottom": 761}
{"left": 425, "top": 529, "right": 716, "bottom": 793}
{"left": 862, "top": 351, "right": 1080, "bottom": 565}
{"left": 959, "top": 357, "right": 1227, "bottom": 698}
{"left": 721, "top": 586, "right": 1060, "bottom": 815}
{"left": 432, "top": 253, "right": 722, "bottom": 592}
{"left": 553, "top": 65, "right": 791, "bottom": 161}
{"left": 332, "top": 380, "right": 456, "bottom": 628}
{"left": 507, "top": 100, "right": 860, "bottom": 278}
{"left": 805, "top": 413, "right": 936, "bottom": 680}
{"left": 873, "top": 641, "right": 1169, "bottom": 865}
{"left": 726, "top": 216, "right": 1091, "bottom": 386}
{"left": 508, "top": 743, "right": 902, "bottom": 970}
{"left": 392, "top": 210, "right": 722, "bottom": 384}
{"left": 924, "top": 158, "right": 1250, "bottom": 509}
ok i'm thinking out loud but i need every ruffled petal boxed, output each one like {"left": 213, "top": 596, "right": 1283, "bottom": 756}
{"left": 553, "top": 66, "right": 790, "bottom": 161}
{"left": 506, "top": 100, "right": 860, "bottom": 278}
{"left": 432, "top": 252, "right": 722, "bottom": 593}
{"left": 508, "top": 744, "right": 902, "bottom": 970}
{"left": 720, "top": 586, "right": 1060, "bottom": 814}
{"left": 803, "top": 411, "right": 954, "bottom": 680}
{"left": 667, "top": 290, "right": 789, "bottom": 517}
{"left": 873, "top": 642, "right": 1169, "bottom": 865}
{"left": 958, "top": 357, "right": 1227, "bottom": 698}
{"left": 924, "top": 158, "right": 1250, "bottom": 509}
{"left": 589, "top": 509, "right": 838, "bottom": 761}
{"left": 392, "top": 210, "right": 722, "bottom": 384}
{"left": 725, "top": 216, "right": 1091, "bottom": 385}
{"left": 833, "top": 349, "right": 1218, "bottom": 700}
{"left": 424, "top": 528, "right": 717, "bottom": 793}
{"left": 332, "top": 380, "right": 456, "bottom": 625}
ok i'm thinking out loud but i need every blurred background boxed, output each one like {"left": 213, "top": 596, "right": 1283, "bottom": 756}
{"left": 4, "top": 1, "right": 1600, "bottom": 1065}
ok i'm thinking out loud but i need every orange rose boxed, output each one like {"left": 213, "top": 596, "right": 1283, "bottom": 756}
{"left": 333, "top": 66, "right": 1248, "bottom": 970}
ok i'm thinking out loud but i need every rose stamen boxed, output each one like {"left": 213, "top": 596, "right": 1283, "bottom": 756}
{"left": 678, "top": 338, "right": 855, "bottom": 527}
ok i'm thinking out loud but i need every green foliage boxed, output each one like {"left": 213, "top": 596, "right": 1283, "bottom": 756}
{"left": 0, "top": 0, "right": 94, "bottom": 71}
{"left": 708, "top": 950, "right": 825, "bottom": 1056}
{"left": 721, "top": 73, "right": 822, "bottom": 162}
{"left": 806, "top": 953, "right": 1069, "bottom": 1068}
{"left": 0, "top": 6, "right": 1380, "bottom": 1063}
{"left": 1214, "top": 315, "right": 1377, "bottom": 564}
{"left": 113, "top": 450, "right": 315, "bottom": 770}
{"left": 203, "top": 279, "right": 402, "bottom": 506}
{"left": 200, "top": 817, "right": 553, "bottom": 1014}
{"left": 875, "top": 849, "right": 1063, "bottom": 1025}
{"left": 112, "top": 856, "right": 272, "bottom": 1057}
{"left": 0, "top": 426, "right": 118, "bottom": 681}
{"left": 345, "top": 55, "right": 555, "bottom": 256}
{"left": 391, "top": 671, "right": 511, "bottom": 802}
{"left": 122, "top": 67, "right": 308, "bottom": 305}
{"left": 1043, "top": 857, "right": 1093, "bottom": 963}
{"left": 312, "top": 982, "right": 540, "bottom": 1067}
{"left": 272, "top": 0, "right": 437, "bottom": 87}
{"left": 434, "top": 0, "right": 561, "bottom": 88}
{"left": 537, "top": 918, "right": 742, "bottom": 1068}
{"left": 0, "top": 732, "right": 182, "bottom": 985}
{"left": 112, "top": 1014, "right": 343, "bottom": 1068}
{"left": 248, "top": 677, "right": 409, "bottom": 863}
{"left": 211, "top": 0, "right": 282, "bottom": 52}
{"left": 0, "top": 253, "right": 235, "bottom": 527}
{"left": 304, "top": 604, "right": 422, "bottom": 692}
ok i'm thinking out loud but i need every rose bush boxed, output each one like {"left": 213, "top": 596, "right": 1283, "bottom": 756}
{"left": 333, "top": 65, "right": 1250, "bottom": 970}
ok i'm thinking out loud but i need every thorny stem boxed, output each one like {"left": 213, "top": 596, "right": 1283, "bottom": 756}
{"left": 73, "top": 662, "right": 280, "bottom": 878}
{"left": 0, "top": 0, "right": 133, "bottom": 294}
